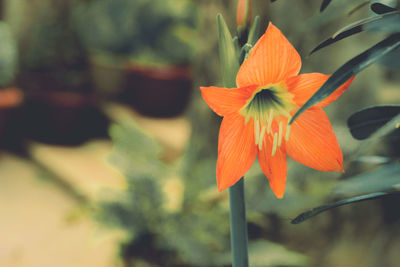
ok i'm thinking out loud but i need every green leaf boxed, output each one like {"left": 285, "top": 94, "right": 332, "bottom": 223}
{"left": 334, "top": 163, "right": 400, "bottom": 197}
{"left": 290, "top": 33, "right": 400, "bottom": 124}
{"left": 348, "top": 1, "right": 370, "bottom": 16}
{"left": 371, "top": 2, "right": 398, "bottom": 14}
{"left": 310, "top": 10, "right": 400, "bottom": 55}
{"left": 217, "top": 13, "right": 240, "bottom": 88}
{"left": 355, "top": 155, "right": 391, "bottom": 164}
{"left": 364, "top": 11, "right": 400, "bottom": 33}
{"left": 378, "top": 48, "right": 400, "bottom": 68}
{"left": 108, "top": 119, "right": 165, "bottom": 178}
{"left": 347, "top": 105, "right": 400, "bottom": 140}
{"left": 350, "top": 113, "right": 400, "bottom": 159}
{"left": 291, "top": 192, "right": 396, "bottom": 224}
{"left": 247, "top": 16, "right": 261, "bottom": 46}
{"left": 239, "top": 43, "right": 253, "bottom": 65}
{"left": 232, "top": 36, "right": 241, "bottom": 60}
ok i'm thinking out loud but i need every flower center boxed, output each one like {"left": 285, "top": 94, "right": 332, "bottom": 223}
{"left": 240, "top": 83, "right": 296, "bottom": 153}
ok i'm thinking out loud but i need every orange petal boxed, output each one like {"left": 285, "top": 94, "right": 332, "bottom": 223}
{"left": 236, "top": 22, "right": 301, "bottom": 88}
{"left": 286, "top": 108, "right": 343, "bottom": 172}
{"left": 258, "top": 132, "right": 287, "bottom": 199}
{"left": 217, "top": 113, "right": 257, "bottom": 191}
{"left": 286, "top": 74, "right": 355, "bottom": 107}
{"left": 200, "top": 85, "right": 257, "bottom": 116}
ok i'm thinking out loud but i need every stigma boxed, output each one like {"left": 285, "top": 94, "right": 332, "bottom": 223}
{"left": 240, "top": 83, "right": 296, "bottom": 155}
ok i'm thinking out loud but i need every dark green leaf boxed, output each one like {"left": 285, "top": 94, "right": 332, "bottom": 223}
{"left": 371, "top": 3, "right": 398, "bottom": 15}
{"left": 310, "top": 10, "right": 400, "bottom": 55}
{"left": 309, "top": 26, "right": 363, "bottom": 56}
{"left": 347, "top": 105, "right": 400, "bottom": 140}
{"left": 334, "top": 163, "right": 400, "bottom": 197}
{"left": 320, "top": 0, "right": 332, "bottom": 12}
{"left": 291, "top": 192, "right": 397, "bottom": 224}
{"left": 290, "top": 33, "right": 400, "bottom": 124}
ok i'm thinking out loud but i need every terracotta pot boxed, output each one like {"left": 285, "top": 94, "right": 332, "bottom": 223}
{"left": 123, "top": 64, "right": 192, "bottom": 118}
{"left": 22, "top": 91, "right": 110, "bottom": 146}
{"left": 0, "top": 87, "right": 24, "bottom": 150}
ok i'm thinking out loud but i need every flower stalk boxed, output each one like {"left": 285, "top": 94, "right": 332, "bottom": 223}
{"left": 229, "top": 179, "right": 249, "bottom": 267}
{"left": 217, "top": 12, "right": 250, "bottom": 267}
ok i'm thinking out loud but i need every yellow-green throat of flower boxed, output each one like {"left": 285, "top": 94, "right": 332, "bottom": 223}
{"left": 240, "top": 83, "right": 296, "bottom": 154}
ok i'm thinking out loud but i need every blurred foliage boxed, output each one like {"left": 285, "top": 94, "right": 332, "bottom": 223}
{"left": 0, "top": 22, "right": 17, "bottom": 87}
{"left": 18, "top": 4, "right": 84, "bottom": 71}
{"left": 334, "top": 163, "right": 400, "bottom": 196}
{"left": 73, "top": 0, "right": 199, "bottom": 65}
{"left": 101, "top": 117, "right": 310, "bottom": 266}
{"left": 102, "top": 118, "right": 229, "bottom": 266}
{"left": 4, "top": 0, "right": 91, "bottom": 91}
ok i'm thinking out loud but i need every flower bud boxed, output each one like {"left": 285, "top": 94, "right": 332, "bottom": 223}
{"left": 236, "top": 0, "right": 252, "bottom": 29}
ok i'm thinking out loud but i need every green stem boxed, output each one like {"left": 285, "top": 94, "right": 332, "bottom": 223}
{"left": 229, "top": 178, "right": 249, "bottom": 267}
{"left": 217, "top": 13, "right": 250, "bottom": 267}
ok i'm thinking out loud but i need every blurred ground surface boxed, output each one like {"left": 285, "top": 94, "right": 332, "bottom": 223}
{"left": 0, "top": 151, "right": 123, "bottom": 267}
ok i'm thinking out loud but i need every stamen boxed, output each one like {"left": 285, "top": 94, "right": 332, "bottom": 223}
{"left": 271, "top": 132, "right": 278, "bottom": 156}
{"left": 254, "top": 119, "right": 260, "bottom": 145}
{"left": 285, "top": 124, "right": 291, "bottom": 141}
{"left": 280, "top": 108, "right": 292, "bottom": 118}
{"left": 245, "top": 113, "right": 251, "bottom": 124}
{"left": 278, "top": 121, "right": 283, "bottom": 146}
{"left": 267, "top": 109, "right": 273, "bottom": 134}
{"left": 258, "top": 125, "right": 267, "bottom": 150}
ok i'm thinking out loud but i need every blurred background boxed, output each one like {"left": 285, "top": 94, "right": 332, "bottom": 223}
{"left": 0, "top": 0, "right": 399, "bottom": 266}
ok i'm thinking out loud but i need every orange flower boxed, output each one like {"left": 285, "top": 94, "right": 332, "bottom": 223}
{"left": 201, "top": 23, "right": 355, "bottom": 198}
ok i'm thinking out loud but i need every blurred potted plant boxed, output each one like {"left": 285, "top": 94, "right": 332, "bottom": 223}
{"left": 7, "top": 1, "right": 109, "bottom": 145}
{"left": 0, "top": 21, "right": 24, "bottom": 150}
{"left": 74, "top": 0, "right": 198, "bottom": 117}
